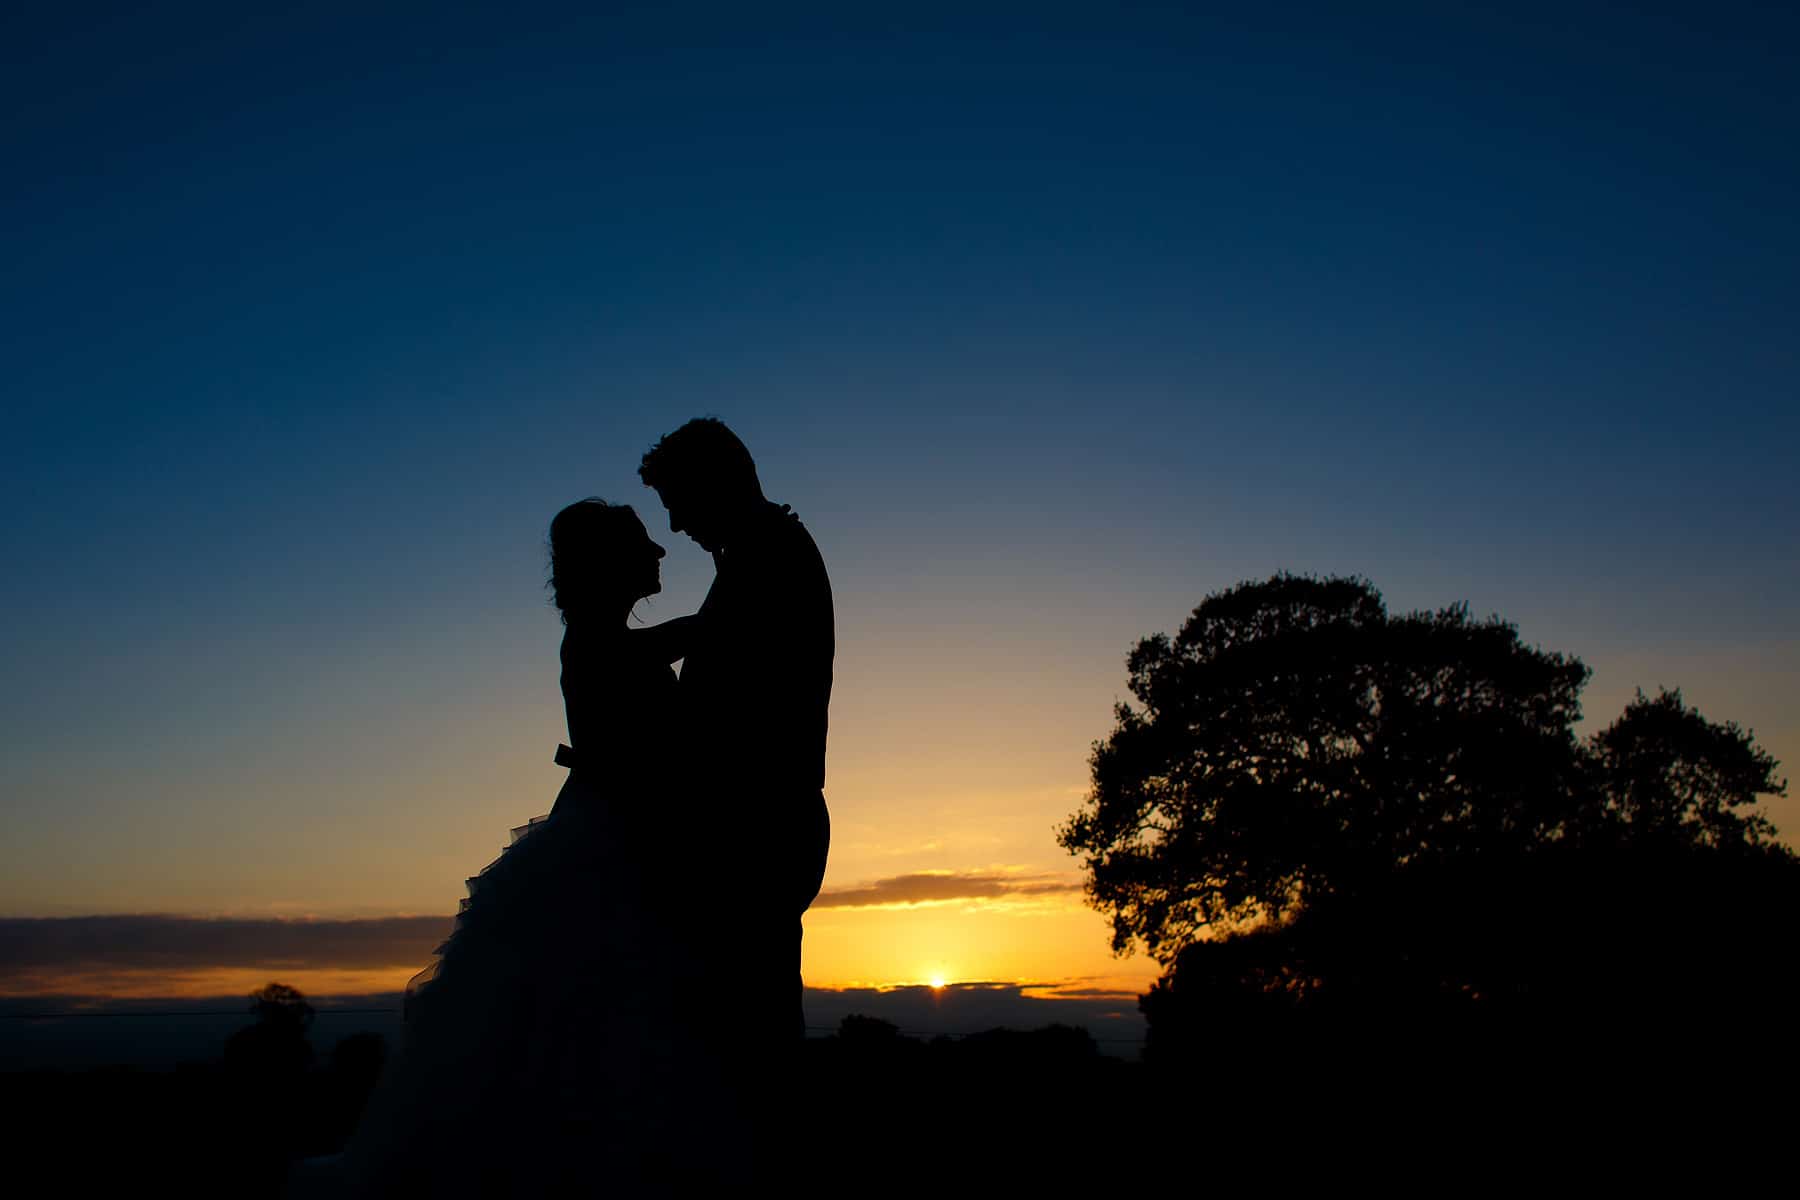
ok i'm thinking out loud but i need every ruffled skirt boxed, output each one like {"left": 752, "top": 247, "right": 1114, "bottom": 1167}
{"left": 325, "top": 770, "right": 742, "bottom": 1197}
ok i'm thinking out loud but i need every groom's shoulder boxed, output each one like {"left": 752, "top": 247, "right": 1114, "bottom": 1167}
{"left": 747, "top": 501, "right": 831, "bottom": 589}
{"left": 757, "top": 501, "right": 822, "bottom": 551}
{"left": 781, "top": 507, "right": 830, "bottom": 575}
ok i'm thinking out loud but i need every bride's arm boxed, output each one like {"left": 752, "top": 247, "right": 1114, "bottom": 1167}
{"left": 631, "top": 614, "right": 701, "bottom": 664}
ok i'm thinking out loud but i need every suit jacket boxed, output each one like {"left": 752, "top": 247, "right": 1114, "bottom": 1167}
{"left": 680, "top": 501, "right": 834, "bottom": 804}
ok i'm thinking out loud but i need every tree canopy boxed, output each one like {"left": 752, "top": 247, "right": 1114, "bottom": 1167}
{"left": 1058, "top": 574, "right": 1789, "bottom": 965}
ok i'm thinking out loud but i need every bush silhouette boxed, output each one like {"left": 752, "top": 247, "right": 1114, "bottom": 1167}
{"left": 836, "top": 1013, "right": 905, "bottom": 1044}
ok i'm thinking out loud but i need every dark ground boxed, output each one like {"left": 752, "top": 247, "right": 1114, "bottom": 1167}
{"left": 2, "top": 1018, "right": 1782, "bottom": 1196}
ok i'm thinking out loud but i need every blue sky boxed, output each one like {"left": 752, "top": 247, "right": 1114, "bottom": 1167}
{"left": 2, "top": 2, "right": 1795, "bottom": 990}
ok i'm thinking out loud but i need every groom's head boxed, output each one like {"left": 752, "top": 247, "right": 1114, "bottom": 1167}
{"left": 639, "top": 417, "right": 764, "bottom": 553}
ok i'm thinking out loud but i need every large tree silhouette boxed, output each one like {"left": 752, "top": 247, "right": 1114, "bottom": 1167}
{"left": 1061, "top": 574, "right": 1795, "bottom": 1088}
{"left": 1058, "top": 574, "right": 1789, "bottom": 964}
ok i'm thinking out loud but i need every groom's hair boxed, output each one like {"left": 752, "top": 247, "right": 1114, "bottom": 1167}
{"left": 638, "top": 417, "right": 761, "bottom": 495}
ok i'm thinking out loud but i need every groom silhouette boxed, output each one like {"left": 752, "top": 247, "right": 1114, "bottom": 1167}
{"left": 640, "top": 419, "right": 833, "bottom": 1083}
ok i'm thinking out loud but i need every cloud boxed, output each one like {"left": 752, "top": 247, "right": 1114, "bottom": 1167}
{"left": 812, "top": 870, "right": 1080, "bottom": 910}
{"left": 1025, "top": 984, "right": 1141, "bottom": 1000}
{"left": 0, "top": 873, "right": 1087, "bottom": 982}
{"left": 0, "top": 914, "right": 453, "bottom": 973}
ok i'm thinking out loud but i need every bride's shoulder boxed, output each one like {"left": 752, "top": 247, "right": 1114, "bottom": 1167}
{"left": 559, "top": 625, "right": 621, "bottom": 682}
{"left": 564, "top": 626, "right": 675, "bottom": 689}
{"left": 559, "top": 625, "right": 591, "bottom": 668}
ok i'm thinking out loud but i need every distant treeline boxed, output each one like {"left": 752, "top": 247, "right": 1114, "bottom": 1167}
{"left": 2, "top": 992, "right": 1134, "bottom": 1195}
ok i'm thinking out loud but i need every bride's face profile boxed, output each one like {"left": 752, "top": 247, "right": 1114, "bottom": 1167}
{"left": 549, "top": 499, "right": 666, "bottom": 624}
{"left": 624, "top": 513, "right": 667, "bottom": 601}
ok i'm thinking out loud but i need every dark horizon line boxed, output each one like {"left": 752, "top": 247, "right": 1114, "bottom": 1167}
{"left": 0, "top": 979, "right": 1148, "bottom": 1016}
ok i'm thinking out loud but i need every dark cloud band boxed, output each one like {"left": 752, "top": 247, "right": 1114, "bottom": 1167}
{"left": 0, "top": 915, "right": 452, "bottom": 972}
{"left": 812, "top": 871, "right": 1079, "bottom": 909}
{"left": 0, "top": 878, "right": 1080, "bottom": 976}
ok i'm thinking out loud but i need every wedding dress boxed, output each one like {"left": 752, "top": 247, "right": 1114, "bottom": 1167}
{"left": 293, "top": 626, "right": 739, "bottom": 1198}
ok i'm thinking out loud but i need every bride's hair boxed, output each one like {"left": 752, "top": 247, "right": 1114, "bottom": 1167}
{"left": 547, "top": 498, "right": 639, "bottom": 623}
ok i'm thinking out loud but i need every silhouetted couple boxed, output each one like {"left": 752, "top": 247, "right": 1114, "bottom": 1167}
{"left": 301, "top": 419, "right": 833, "bottom": 1196}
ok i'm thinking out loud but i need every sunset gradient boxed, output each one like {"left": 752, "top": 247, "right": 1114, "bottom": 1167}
{"left": 3, "top": 5, "right": 1796, "bottom": 1013}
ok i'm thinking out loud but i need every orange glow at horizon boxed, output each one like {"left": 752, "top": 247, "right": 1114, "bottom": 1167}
{"left": 2, "top": 896, "right": 1164, "bottom": 1002}
{"left": 2, "top": 966, "right": 426, "bottom": 1002}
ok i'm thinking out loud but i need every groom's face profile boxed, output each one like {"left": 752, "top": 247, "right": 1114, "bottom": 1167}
{"left": 653, "top": 481, "right": 724, "bottom": 553}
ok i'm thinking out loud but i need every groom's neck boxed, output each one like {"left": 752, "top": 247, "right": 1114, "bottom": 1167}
{"left": 711, "top": 494, "right": 776, "bottom": 553}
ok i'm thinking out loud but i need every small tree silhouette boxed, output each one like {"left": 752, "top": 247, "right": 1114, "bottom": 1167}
{"left": 217, "top": 981, "right": 318, "bottom": 1184}
{"left": 1591, "top": 687, "right": 1787, "bottom": 848}
{"left": 224, "top": 981, "right": 315, "bottom": 1078}
{"left": 251, "top": 981, "right": 315, "bottom": 1030}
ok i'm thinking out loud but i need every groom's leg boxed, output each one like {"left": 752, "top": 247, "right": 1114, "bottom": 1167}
{"left": 794, "top": 918, "right": 805, "bottom": 1038}
{"left": 794, "top": 789, "right": 831, "bottom": 1038}
{"left": 706, "top": 791, "right": 828, "bottom": 1181}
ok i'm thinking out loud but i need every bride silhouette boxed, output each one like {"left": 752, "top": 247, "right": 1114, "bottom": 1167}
{"left": 291, "top": 499, "right": 739, "bottom": 1197}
